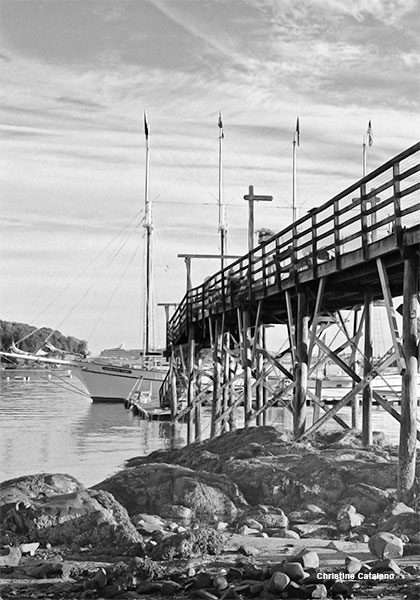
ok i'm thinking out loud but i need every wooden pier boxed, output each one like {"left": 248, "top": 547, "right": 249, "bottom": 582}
{"left": 163, "top": 142, "right": 420, "bottom": 500}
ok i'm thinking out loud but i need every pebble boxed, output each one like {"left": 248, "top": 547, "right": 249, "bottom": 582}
{"left": 344, "top": 555, "right": 363, "bottom": 575}
{"left": 298, "top": 549, "right": 320, "bottom": 569}
{"left": 267, "top": 571, "right": 291, "bottom": 593}
{"left": 0, "top": 545, "right": 21, "bottom": 567}
{"left": 282, "top": 561, "right": 307, "bottom": 581}
{"left": 371, "top": 558, "right": 401, "bottom": 575}
{"left": 368, "top": 531, "right": 404, "bottom": 559}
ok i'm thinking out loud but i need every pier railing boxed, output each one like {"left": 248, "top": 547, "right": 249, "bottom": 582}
{"left": 168, "top": 142, "right": 420, "bottom": 345}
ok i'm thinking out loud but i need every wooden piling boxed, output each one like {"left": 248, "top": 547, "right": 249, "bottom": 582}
{"left": 398, "top": 251, "right": 419, "bottom": 499}
{"left": 187, "top": 324, "right": 195, "bottom": 445}
{"left": 170, "top": 351, "right": 178, "bottom": 448}
{"left": 228, "top": 334, "right": 236, "bottom": 431}
{"left": 294, "top": 290, "right": 309, "bottom": 438}
{"left": 211, "top": 317, "right": 223, "bottom": 438}
{"left": 195, "top": 352, "right": 203, "bottom": 442}
{"left": 362, "top": 291, "right": 373, "bottom": 446}
{"left": 242, "top": 310, "right": 253, "bottom": 427}
{"left": 351, "top": 307, "right": 361, "bottom": 428}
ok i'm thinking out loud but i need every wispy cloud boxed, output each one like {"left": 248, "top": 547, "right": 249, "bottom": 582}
{"left": 0, "top": 0, "right": 418, "bottom": 351}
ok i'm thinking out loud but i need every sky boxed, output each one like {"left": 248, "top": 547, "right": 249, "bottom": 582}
{"left": 1, "top": 0, "right": 419, "bottom": 355}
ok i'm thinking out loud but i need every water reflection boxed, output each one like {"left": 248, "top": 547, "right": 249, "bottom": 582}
{"left": 0, "top": 371, "right": 185, "bottom": 486}
{"left": 0, "top": 369, "right": 412, "bottom": 488}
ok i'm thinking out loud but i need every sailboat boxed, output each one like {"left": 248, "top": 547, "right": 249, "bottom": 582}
{"left": 1, "top": 114, "right": 168, "bottom": 404}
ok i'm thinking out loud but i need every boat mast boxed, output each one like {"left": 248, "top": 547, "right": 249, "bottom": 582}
{"left": 218, "top": 112, "right": 227, "bottom": 270}
{"left": 143, "top": 111, "right": 152, "bottom": 356}
{"left": 292, "top": 117, "right": 299, "bottom": 223}
{"left": 363, "top": 119, "right": 373, "bottom": 178}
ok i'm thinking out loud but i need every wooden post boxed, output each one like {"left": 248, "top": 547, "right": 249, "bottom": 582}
{"left": 228, "top": 335, "right": 236, "bottom": 431}
{"left": 185, "top": 257, "right": 192, "bottom": 291}
{"left": 221, "top": 333, "right": 230, "bottom": 433}
{"left": 398, "top": 251, "right": 419, "bottom": 499}
{"left": 195, "top": 352, "right": 203, "bottom": 442}
{"left": 242, "top": 310, "right": 253, "bottom": 426}
{"left": 211, "top": 317, "right": 223, "bottom": 438}
{"left": 362, "top": 292, "right": 373, "bottom": 446}
{"left": 313, "top": 378, "right": 322, "bottom": 425}
{"left": 170, "top": 351, "right": 178, "bottom": 449}
{"left": 255, "top": 326, "right": 264, "bottom": 426}
{"left": 187, "top": 324, "right": 195, "bottom": 445}
{"left": 351, "top": 307, "right": 361, "bottom": 429}
{"left": 294, "top": 290, "right": 309, "bottom": 438}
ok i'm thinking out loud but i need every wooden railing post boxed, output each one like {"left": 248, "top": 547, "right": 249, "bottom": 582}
{"left": 333, "top": 199, "right": 342, "bottom": 270}
{"left": 393, "top": 161, "right": 403, "bottom": 246}
{"left": 310, "top": 209, "right": 318, "bottom": 279}
{"left": 360, "top": 183, "right": 369, "bottom": 260}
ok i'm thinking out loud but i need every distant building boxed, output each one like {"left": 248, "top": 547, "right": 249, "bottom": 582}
{"left": 99, "top": 344, "right": 142, "bottom": 362}
{"left": 98, "top": 344, "right": 165, "bottom": 362}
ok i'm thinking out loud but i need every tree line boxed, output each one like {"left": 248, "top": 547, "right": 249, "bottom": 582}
{"left": 0, "top": 320, "right": 87, "bottom": 358}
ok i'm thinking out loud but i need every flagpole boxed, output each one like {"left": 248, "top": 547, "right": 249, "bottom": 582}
{"left": 143, "top": 111, "right": 152, "bottom": 356}
{"left": 218, "top": 112, "right": 227, "bottom": 270}
{"left": 362, "top": 136, "right": 367, "bottom": 178}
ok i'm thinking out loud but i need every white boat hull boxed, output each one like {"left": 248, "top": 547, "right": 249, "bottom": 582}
{"left": 72, "top": 361, "right": 167, "bottom": 403}
{"left": 0, "top": 351, "right": 167, "bottom": 404}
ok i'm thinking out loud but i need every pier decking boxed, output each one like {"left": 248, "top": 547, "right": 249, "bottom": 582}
{"left": 163, "top": 142, "right": 420, "bottom": 499}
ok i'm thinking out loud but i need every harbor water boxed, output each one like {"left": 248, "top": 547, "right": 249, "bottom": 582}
{"left": 0, "top": 368, "right": 416, "bottom": 488}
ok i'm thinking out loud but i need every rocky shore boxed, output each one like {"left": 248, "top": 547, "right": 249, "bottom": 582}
{"left": 0, "top": 426, "right": 419, "bottom": 599}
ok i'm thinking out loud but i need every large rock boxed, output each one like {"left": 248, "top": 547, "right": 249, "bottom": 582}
{"left": 94, "top": 463, "right": 246, "bottom": 523}
{"left": 0, "top": 473, "right": 83, "bottom": 507}
{"left": 1, "top": 480, "right": 142, "bottom": 552}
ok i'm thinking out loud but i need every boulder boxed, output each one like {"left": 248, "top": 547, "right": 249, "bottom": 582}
{"left": 0, "top": 473, "right": 83, "bottom": 508}
{"left": 1, "top": 486, "right": 142, "bottom": 551}
{"left": 95, "top": 463, "right": 245, "bottom": 523}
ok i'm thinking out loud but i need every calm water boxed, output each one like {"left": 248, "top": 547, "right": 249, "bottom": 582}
{"left": 0, "top": 368, "right": 414, "bottom": 487}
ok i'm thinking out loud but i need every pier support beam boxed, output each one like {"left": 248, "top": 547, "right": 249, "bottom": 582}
{"left": 255, "top": 326, "right": 266, "bottom": 426}
{"left": 362, "top": 291, "right": 373, "bottom": 446}
{"left": 186, "top": 324, "right": 196, "bottom": 445}
{"left": 351, "top": 307, "right": 362, "bottom": 428}
{"left": 211, "top": 317, "right": 223, "bottom": 438}
{"left": 294, "top": 290, "right": 309, "bottom": 438}
{"left": 398, "top": 251, "right": 419, "bottom": 499}
{"left": 195, "top": 352, "right": 203, "bottom": 441}
{"left": 242, "top": 310, "right": 253, "bottom": 427}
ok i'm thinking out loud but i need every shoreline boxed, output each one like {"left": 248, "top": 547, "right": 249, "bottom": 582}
{"left": 1, "top": 426, "right": 419, "bottom": 599}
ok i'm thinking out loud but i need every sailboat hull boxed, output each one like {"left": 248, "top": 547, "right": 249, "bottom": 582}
{"left": 72, "top": 361, "right": 167, "bottom": 403}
